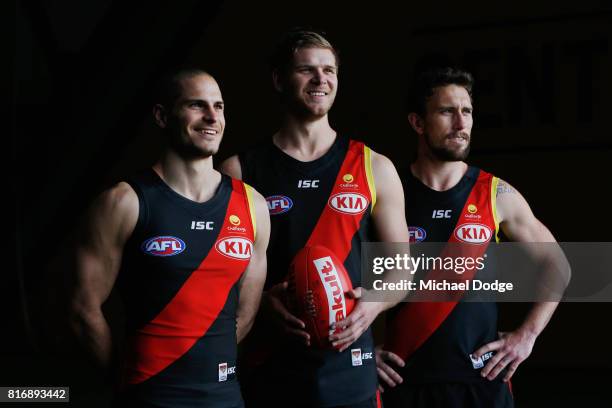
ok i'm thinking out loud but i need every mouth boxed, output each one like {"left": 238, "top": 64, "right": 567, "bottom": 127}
{"left": 306, "top": 90, "right": 328, "bottom": 97}
{"left": 447, "top": 133, "right": 469, "bottom": 143}
{"left": 195, "top": 128, "right": 219, "bottom": 136}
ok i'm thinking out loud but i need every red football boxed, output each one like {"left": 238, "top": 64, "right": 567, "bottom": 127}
{"left": 287, "top": 245, "right": 356, "bottom": 350}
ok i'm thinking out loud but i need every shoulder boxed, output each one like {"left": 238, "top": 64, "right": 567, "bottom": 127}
{"left": 90, "top": 182, "right": 139, "bottom": 238}
{"left": 243, "top": 183, "right": 270, "bottom": 244}
{"left": 368, "top": 148, "right": 402, "bottom": 191}
{"left": 494, "top": 178, "right": 531, "bottom": 223}
{"left": 219, "top": 155, "right": 242, "bottom": 179}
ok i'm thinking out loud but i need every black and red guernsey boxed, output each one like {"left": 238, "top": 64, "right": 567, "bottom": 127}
{"left": 385, "top": 166, "right": 510, "bottom": 386}
{"left": 115, "top": 169, "right": 257, "bottom": 408}
{"left": 238, "top": 136, "right": 378, "bottom": 407}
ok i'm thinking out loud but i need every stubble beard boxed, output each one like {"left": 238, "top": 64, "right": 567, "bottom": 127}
{"left": 425, "top": 132, "right": 471, "bottom": 162}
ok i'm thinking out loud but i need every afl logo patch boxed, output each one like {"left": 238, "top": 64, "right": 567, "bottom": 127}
{"left": 454, "top": 223, "right": 492, "bottom": 244}
{"left": 266, "top": 195, "right": 293, "bottom": 215}
{"left": 408, "top": 226, "right": 427, "bottom": 243}
{"left": 215, "top": 236, "right": 253, "bottom": 260}
{"left": 328, "top": 192, "right": 368, "bottom": 215}
{"left": 141, "top": 236, "right": 186, "bottom": 256}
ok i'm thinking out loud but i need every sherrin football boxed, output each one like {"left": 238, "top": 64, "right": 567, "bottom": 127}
{"left": 287, "top": 245, "right": 355, "bottom": 350}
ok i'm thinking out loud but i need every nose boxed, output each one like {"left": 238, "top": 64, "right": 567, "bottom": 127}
{"left": 311, "top": 68, "right": 326, "bottom": 85}
{"left": 453, "top": 112, "right": 468, "bottom": 130}
{"left": 202, "top": 105, "right": 218, "bottom": 123}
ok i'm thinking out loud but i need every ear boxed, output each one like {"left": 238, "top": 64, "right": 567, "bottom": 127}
{"left": 272, "top": 70, "right": 283, "bottom": 93}
{"left": 408, "top": 112, "right": 425, "bottom": 136}
{"left": 153, "top": 104, "right": 168, "bottom": 129}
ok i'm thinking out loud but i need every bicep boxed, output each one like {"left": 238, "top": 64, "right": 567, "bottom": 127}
{"left": 497, "top": 180, "right": 555, "bottom": 243}
{"left": 73, "top": 183, "right": 138, "bottom": 310}
{"left": 238, "top": 191, "right": 269, "bottom": 306}
{"left": 219, "top": 155, "right": 242, "bottom": 179}
{"left": 370, "top": 152, "right": 410, "bottom": 242}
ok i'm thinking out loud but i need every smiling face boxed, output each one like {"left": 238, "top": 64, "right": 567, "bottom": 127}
{"left": 161, "top": 74, "right": 225, "bottom": 158}
{"left": 416, "top": 84, "right": 473, "bottom": 161}
{"left": 277, "top": 47, "right": 338, "bottom": 118}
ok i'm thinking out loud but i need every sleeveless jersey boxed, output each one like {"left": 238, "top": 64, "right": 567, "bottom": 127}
{"left": 116, "top": 170, "right": 257, "bottom": 407}
{"left": 238, "top": 136, "right": 378, "bottom": 406}
{"left": 386, "top": 166, "right": 501, "bottom": 384}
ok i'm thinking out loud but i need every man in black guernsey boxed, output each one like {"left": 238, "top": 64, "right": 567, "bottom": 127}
{"left": 220, "top": 30, "right": 410, "bottom": 407}
{"left": 70, "top": 68, "right": 270, "bottom": 407}
{"left": 375, "top": 67, "right": 566, "bottom": 407}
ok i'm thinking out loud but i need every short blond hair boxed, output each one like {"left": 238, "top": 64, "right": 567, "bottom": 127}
{"left": 270, "top": 29, "right": 339, "bottom": 75}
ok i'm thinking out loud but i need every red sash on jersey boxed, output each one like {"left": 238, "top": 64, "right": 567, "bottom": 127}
{"left": 123, "top": 179, "right": 255, "bottom": 385}
{"left": 385, "top": 170, "right": 497, "bottom": 361}
{"left": 305, "top": 140, "right": 373, "bottom": 264}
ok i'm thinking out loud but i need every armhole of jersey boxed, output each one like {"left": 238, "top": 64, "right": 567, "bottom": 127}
{"left": 244, "top": 182, "right": 257, "bottom": 240}
{"left": 364, "top": 145, "right": 377, "bottom": 212}
{"left": 124, "top": 180, "right": 147, "bottom": 236}
{"left": 490, "top": 176, "right": 500, "bottom": 243}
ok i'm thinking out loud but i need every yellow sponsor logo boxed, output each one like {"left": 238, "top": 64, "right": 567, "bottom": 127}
{"left": 343, "top": 174, "right": 354, "bottom": 183}
{"left": 229, "top": 215, "right": 241, "bottom": 226}
{"left": 468, "top": 204, "right": 477, "bottom": 214}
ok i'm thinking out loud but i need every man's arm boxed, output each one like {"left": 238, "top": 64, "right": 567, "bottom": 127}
{"left": 236, "top": 188, "right": 270, "bottom": 342}
{"left": 473, "top": 179, "right": 569, "bottom": 382}
{"left": 220, "top": 155, "right": 311, "bottom": 344}
{"left": 219, "top": 155, "right": 242, "bottom": 179}
{"left": 331, "top": 151, "right": 411, "bottom": 351}
{"left": 70, "top": 182, "right": 138, "bottom": 368}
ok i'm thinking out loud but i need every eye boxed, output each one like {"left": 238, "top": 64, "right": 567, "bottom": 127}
{"left": 189, "top": 101, "right": 204, "bottom": 109}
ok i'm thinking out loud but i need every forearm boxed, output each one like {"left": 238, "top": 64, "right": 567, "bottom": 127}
{"left": 236, "top": 315, "right": 255, "bottom": 343}
{"left": 71, "top": 309, "right": 114, "bottom": 369}
{"left": 517, "top": 301, "right": 559, "bottom": 338}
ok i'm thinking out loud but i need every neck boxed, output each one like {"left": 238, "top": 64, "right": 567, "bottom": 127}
{"left": 153, "top": 149, "right": 220, "bottom": 203}
{"left": 411, "top": 151, "right": 468, "bottom": 191}
{"left": 273, "top": 112, "right": 336, "bottom": 161}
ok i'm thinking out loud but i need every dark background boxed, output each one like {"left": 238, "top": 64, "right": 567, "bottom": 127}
{"left": 10, "top": 0, "right": 612, "bottom": 406}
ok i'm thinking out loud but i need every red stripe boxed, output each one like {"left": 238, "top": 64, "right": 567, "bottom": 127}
{"left": 123, "top": 181, "right": 253, "bottom": 384}
{"left": 305, "top": 140, "right": 371, "bottom": 262}
{"left": 376, "top": 389, "right": 382, "bottom": 408}
{"left": 386, "top": 170, "right": 495, "bottom": 361}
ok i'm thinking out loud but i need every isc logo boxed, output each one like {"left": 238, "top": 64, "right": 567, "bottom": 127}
{"left": 313, "top": 256, "right": 347, "bottom": 334}
{"left": 298, "top": 179, "right": 319, "bottom": 188}
{"left": 454, "top": 223, "right": 492, "bottom": 244}
{"left": 218, "top": 363, "right": 236, "bottom": 382}
{"left": 215, "top": 237, "right": 253, "bottom": 260}
{"left": 432, "top": 209, "right": 452, "bottom": 219}
{"left": 141, "top": 236, "right": 186, "bottom": 256}
{"left": 266, "top": 195, "right": 293, "bottom": 215}
{"left": 408, "top": 226, "right": 427, "bottom": 243}
{"left": 190, "top": 221, "right": 214, "bottom": 230}
{"left": 328, "top": 193, "right": 368, "bottom": 215}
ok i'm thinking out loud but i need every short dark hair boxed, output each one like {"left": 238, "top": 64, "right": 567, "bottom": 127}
{"left": 407, "top": 67, "right": 474, "bottom": 116}
{"left": 270, "top": 28, "right": 339, "bottom": 75}
{"left": 155, "top": 67, "right": 211, "bottom": 108}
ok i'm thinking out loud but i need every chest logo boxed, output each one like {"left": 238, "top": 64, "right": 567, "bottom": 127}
{"left": 141, "top": 236, "right": 186, "bottom": 256}
{"left": 454, "top": 223, "right": 492, "bottom": 244}
{"left": 343, "top": 174, "right": 354, "bottom": 183}
{"left": 298, "top": 179, "right": 319, "bottom": 188}
{"left": 215, "top": 236, "right": 253, "bottom": 260}
{"left": 328, "top": 192, "right": 368, "bottom": 215}
{"left": 229, "top": 215, "right": 241, "bottom": 226}
{"left": 266, "top": 195, "right": 293, "bottom": 215}
{"left": 408, "top": 226, "right": 427, "bottom": 243}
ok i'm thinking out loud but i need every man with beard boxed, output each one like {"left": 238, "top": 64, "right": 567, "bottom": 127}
{"left": 70, "top": 68, "right": 270, "bottom": 407}
{"left": 375, "top": 67, "right": 564, "bottom": 407}
{"left": 220, "top": 30, "right": 409, "bottom": 407}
